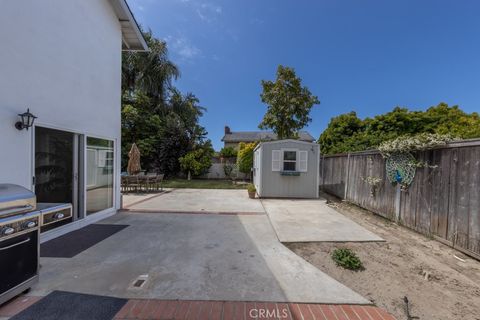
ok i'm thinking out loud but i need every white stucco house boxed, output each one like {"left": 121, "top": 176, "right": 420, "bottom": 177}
{"left": 0, "top": 0, "right": 147, "bottom": 241}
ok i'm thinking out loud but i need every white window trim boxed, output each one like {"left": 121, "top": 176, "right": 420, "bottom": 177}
{"left": 281, "top": 148, "right": 298, "bottom": 172}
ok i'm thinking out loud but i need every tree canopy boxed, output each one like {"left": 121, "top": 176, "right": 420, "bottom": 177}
{"left": 121, "top": 30, "right": 210, "bottom": 176}
{"left": 259, "top": 65, "right": 319, "bottom": 139}
{"left": 319, "top": 103, "right": 480, "bottom": 155}
{"left": 179, "top": 141, "right": 214, "bottom": 180}
{"left": 122, "top": 31, "right": 179, "bottom": 102}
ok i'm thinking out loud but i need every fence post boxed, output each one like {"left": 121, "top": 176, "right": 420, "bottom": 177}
{"left": 344, "top": 153, "right": 351, "bottom": 200}
{"left": 394, "top": 185, "right": 401, "bottom": 222}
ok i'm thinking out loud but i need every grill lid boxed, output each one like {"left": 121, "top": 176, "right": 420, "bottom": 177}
{"left": 0, "top": 184, "right": 36, "bottom": 217}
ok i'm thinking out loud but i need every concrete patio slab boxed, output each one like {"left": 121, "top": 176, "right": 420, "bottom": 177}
{"left": 123, "top": 189, "right": 265, "bottom": 214}
{"left": 262, "top": 199, "right": 384, "bottom": 242}
{"left": 121, "top": 193, "right": 167, "bottom": 208}
{"left": 32, "top": 212, "right": 369, "bottom": 304}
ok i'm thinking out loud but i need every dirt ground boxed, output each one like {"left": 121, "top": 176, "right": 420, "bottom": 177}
{"left": 286, "top": 194, "right": 480, "bottom": 320}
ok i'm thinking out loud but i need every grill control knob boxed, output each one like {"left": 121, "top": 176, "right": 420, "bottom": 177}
{"left": 23, "top": 221, "right": 36, "bottom": 229}
{"left": 54, "top": 213, "right": 65, "bottom": 220}
{"left": 1, "top": 227, "right": 15, "bottom": 236}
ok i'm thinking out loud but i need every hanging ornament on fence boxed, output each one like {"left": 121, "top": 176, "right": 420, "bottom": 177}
{"left": 385, "top": 152, "right": 416, "bottom": 189}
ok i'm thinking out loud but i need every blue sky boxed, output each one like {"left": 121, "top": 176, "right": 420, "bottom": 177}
{"left": 128, "top": 0, "right": 480, "bottom": 150}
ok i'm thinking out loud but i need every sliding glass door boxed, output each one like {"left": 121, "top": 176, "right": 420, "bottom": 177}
{"left": 35, "top": 127, "right": 74, "bottom": 204}
{"left": 34, "top": 127, "right": 77, "bottom": 229}
{"left": 86, "top": 137, "right": 114, "bottom": 215}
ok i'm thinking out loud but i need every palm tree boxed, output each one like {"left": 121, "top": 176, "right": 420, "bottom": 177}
{"left": 122, "top": 30, "right": 180, "bottom": 105}
{"left": 168, "top": 89, "right": 207, "bottom": 146}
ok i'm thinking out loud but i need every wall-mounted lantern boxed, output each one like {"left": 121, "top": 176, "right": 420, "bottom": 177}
{"left": 15, "top": 108, "right": 37, "bottom": 130}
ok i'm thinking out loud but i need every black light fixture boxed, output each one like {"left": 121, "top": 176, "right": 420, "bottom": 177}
{"left": 15, "top": 108, "right": 37, "bottom": 131}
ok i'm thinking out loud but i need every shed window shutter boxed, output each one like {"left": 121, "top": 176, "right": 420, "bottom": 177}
{"left": 298, "top": 151, "right": 308, "bottom": 172}
{"left": 272, "top": 150, "right": 281, "bottom": 171}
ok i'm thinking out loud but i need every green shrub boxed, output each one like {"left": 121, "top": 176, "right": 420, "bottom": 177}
{"left": 331, "top": 248, "right": 363, "bottom": 270}
{"left": 237, "top": 142, "right": 257, "bottom": 174}
{"left": 220, "top": 147, "right": 237, "bottom": 158}
{"left": 223, "top": 163, "right": 238, "bottom": 180}
{"left": 179, "top": 142, "right": 214, "bottom": 180}
{"left": 247, "top": 184, "right": 256, "bottom": 193}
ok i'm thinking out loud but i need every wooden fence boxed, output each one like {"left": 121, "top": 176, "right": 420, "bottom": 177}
{"left": 319, "top": 139, "right": 480, "bottom": 259}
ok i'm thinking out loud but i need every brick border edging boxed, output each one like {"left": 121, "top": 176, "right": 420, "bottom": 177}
{"left": 0, "top": 295, "right": 42, "bottom": 317}
{"left": 1, "top": 296, "right": 396, "bottom": 320}
{"left": 114, "top": 299, "right": 397, "bottom": 320}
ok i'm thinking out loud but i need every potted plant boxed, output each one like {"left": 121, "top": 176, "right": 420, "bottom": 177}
{"left": 247, "top": 184, "right": 256, "bottom": 199}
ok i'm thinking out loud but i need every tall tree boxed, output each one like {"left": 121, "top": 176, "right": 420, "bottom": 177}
{"left": 319, "top": 103, "right": 480, "bottom": 154}
{"left": 122, "top": 30, "right": 179, "bottom": 106}
{"left": 121, "top": 31, "right": 209, "bottom": 176}
{"left": 168, "top": 88, "right": 207, "bottom": 147}
{"left": 259, "top": 65, "right": 320, "bottom": 139}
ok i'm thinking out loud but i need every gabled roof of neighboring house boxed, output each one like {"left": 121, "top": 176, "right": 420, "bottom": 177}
{"left": 109, "top": 0, "right": 148, "bottom": 51}
{"left": 222, "top": 131, "right": 315, "bottom": 143}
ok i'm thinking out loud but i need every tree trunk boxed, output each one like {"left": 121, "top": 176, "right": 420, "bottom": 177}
{"left": 188, "top": 171, "right": 191, "bottom": 180}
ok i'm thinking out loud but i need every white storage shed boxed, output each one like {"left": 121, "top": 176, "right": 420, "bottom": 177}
{"left": 253, "top": 140, "right": 320, "bottom": 198}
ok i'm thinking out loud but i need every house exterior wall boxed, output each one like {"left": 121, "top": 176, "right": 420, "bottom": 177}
{"left": 0, "top": 1, "right": 122, "bottom": 208}
{"left": 255, "top": 141, "right": 319, "bottom": 198}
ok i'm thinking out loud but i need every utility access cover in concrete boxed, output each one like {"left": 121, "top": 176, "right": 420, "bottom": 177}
{"left": 262, "top": 199, "right": 384, "bottom": 242}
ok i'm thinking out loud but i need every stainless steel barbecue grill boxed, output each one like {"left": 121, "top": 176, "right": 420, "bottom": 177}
{"left": 0, "top": 184, "right": 40, "bottom": 305}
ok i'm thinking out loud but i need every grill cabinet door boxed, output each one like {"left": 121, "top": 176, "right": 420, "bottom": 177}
{"left": 0, "top": 230, "right": 38, "bottom": 294}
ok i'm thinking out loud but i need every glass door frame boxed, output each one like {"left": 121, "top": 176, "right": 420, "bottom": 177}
{"left": 84, "top": 134, "right": 117, "bottom": 216}
{"left": 32, "top": 124, "right": 80, "bottom": 222}
{"left": 32, "top": 124, "right": 118, "bottom": 224}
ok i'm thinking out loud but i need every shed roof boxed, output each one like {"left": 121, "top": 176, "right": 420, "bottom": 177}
{"left": 222, "top": 131, "right": 315, "bottom": 143}
{"left": 109, "top": 0, "right": 148, "bottom": 51}
{"left": 254, "top": 139, "right": 319, "bottom": 151}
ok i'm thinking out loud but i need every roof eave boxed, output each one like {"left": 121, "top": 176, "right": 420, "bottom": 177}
{"left": 109, "top": 0, "right": 148, "bottom": 51}
{"left": 259, "top": 139, "right": 319, "bottom": 146}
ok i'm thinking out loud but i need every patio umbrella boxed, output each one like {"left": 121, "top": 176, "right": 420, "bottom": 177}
{"left": 127, "top": 143, "right": 141, "bottom": 175}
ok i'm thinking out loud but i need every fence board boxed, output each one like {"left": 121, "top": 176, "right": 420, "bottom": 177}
{"left": 468, "top": 147, "right": 480, "bottom": 253}
{"left": 454, "top": 148, "right": 470, "bottom": 250}
{"left": 320, "top": 141, "right": 480, "bottom": 258}
{"left": 431, "top": 149, "right": 450, "bottom": 239}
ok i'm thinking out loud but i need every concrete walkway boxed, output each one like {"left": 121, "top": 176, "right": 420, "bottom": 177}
{"left": 262, "top": 199, "right": 384, "bottom": 242}
{"left": 32, "top": 211, "right": 369, "bottom": 305}
{"left": 123, "top": 189, "right": 265, "bottom": 214}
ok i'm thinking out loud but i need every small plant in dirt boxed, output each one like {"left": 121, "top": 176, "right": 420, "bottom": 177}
{"left": 331, "top": 248, "right": 364, "bottom": 270}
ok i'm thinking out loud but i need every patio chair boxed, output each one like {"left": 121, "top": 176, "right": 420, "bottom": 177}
{"left": 155, "top": 174, "right": 165, "bottom": 191}
{"left": 127, "top": 175, "right": 140, "bottom": 193}
{"left": 146, "top": 172, "right": 157, "bottom": 192}
{"left": 121, "top": 176, "right": 129, "bottom": 193}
